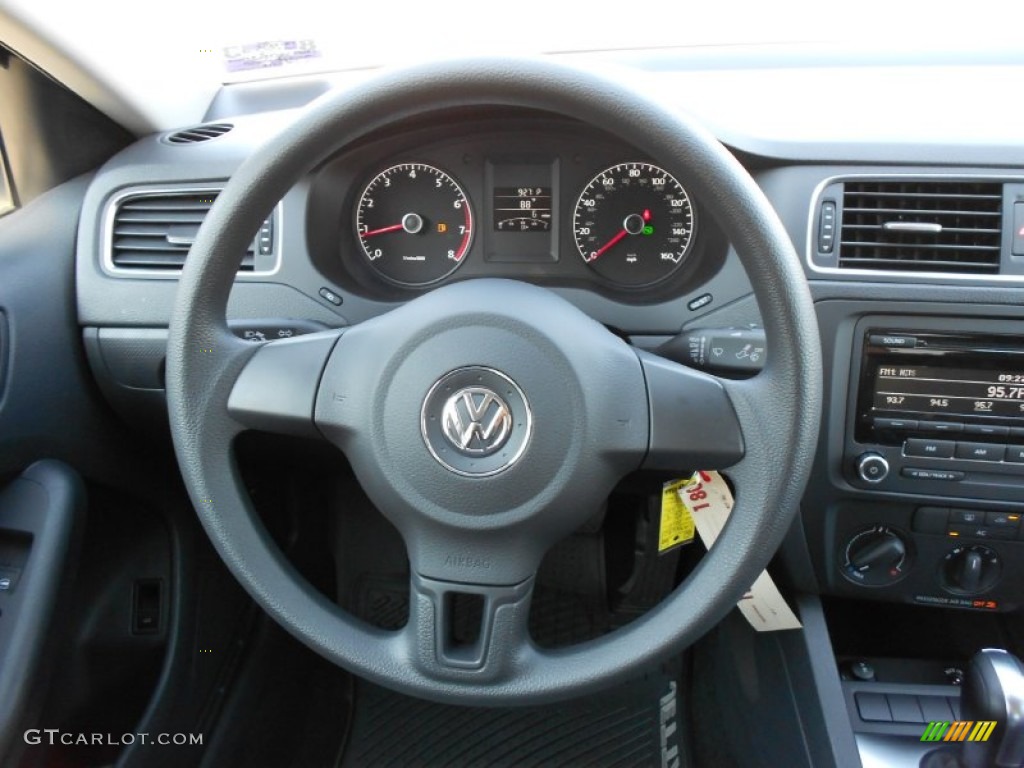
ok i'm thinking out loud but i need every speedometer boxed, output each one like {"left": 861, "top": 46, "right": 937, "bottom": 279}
{"left": 573, "top": 162, "right": 695, "bottom": 287}
{"left": 355, "top": 163, "right": 473, "bottom": 286}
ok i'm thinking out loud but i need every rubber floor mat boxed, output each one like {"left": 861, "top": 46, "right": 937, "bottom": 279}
{"left": 338, "top": 663, "right": 682, "bottom": 768}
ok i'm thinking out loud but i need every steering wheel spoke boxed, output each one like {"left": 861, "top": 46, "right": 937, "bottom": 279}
{"left": 226, "top": 330, "right": 343, "bottom": 438}
{"left": 403, "top": 571, "right": 535, "bottom": 679}
{"left": 637, "top": 350, "right": 745, "bottom": 472}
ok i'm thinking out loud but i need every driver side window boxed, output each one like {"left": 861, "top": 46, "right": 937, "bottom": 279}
{"left": 0, "top": 43, "right": 131, "bottom": 214}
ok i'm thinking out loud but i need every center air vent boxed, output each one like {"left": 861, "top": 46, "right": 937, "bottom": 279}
{"left": 836, "top": 180, "right": 1003, "bottom": 274}
{"left": 109, "top": 190, "right": 274, "bottom": 273}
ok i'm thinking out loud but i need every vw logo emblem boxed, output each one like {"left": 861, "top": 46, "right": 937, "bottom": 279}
{"left": 441, "top": 387, "right": 512, "bottom": 454}
{"left": 421, "top": 367, "right": 532, "bottom": 477}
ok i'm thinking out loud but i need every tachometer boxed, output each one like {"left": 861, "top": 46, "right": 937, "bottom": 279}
{"left": 355, "top": 163, "right": 473, "bottom": 286}
{"left": 573, "top": 162, "right": 695, "bottom": 287}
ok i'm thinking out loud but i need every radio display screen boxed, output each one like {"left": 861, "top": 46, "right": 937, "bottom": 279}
{"left": 872, "top": 364, "right": 1024, "bottom": 420}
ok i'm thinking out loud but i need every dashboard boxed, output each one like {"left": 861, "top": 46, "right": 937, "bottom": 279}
{"left": 63, "top": 50, "right": 1024, "bottom": 767}
{"left": 72, "top": 56, "right": 1024, "bottom": 610}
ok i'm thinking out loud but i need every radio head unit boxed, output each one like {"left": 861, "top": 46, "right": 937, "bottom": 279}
{"left": 857, "top": 331, "right": 1024, "bottom": 445}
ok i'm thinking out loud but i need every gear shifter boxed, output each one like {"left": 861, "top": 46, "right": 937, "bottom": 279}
{"left": 961, "top": 649, "right": 1024, "bottom": 768}
{"left": 922, "top": 648, "right": 1024, "bottom": 768}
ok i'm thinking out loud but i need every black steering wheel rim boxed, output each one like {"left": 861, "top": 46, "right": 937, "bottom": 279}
{"left": 165, "top": 57, "right": 821, "bottom": 705}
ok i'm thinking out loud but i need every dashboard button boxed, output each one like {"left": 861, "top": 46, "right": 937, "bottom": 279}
{"left": 902, "top": 468, "right": 965, "bottom": 481}
{"left": 1010, "top": 427, "right": 1024, "bottom": 440}
{"left": 319, "top": 287, "right": 343, "bottom": 306}
{"left": 913, "top": 506, "right": 949, "bottom": 534}
{"left": 964, "top": 424, "right": 1009, "bottom": 437}
{"left": 856, "top": 692, "right": 892, "bottom": 723}
{"left": 929, "top": 422, "right": 964, "bottom": 434}
{"left": 986, "top": 512, "right": 1021, "bottom": 528}
{"left": 947, "top": 524, "right": 1013, "bottom": 541}
{"left": 955, "top": 442, "right": 1005, "bottom": 462}
{"left": 905, "top": 438, "right": 955, "bottom": 458}
{"left": 950, "top": 509, "right": 984, "bottom": 525}
{"left": 687, "top": 293, "right": 713, "bottom": 311}
{"left": 887, "top": 694, "right": 924, "bottom": 724}
{"left": 1006, "top": 446, "right": 1024, "bottom": 463}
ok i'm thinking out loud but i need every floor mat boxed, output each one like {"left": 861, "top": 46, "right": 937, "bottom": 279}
{"left": 339, "top": 663, "right": 682, "bottom": 768}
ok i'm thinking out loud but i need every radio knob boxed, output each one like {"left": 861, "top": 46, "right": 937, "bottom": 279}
{"left": 856, "top": 452, "right": 890, "bottom": 484}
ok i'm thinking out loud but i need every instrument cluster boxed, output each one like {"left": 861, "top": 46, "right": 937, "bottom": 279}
{"left": 305, "top": 114, "right": 725, "bottom": 302}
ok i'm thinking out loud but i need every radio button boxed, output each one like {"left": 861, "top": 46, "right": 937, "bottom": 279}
{"left": 955, "top": 442, "right": 1006, "bottom": 462}
{"left": 869, "top": 334, "right": 917, "bottom": 348}
{"left": 929, "top": 422, "right": 964, "bottom": 434}
{"left": 1010, "top": 427, "right": 1024, "bottom": 440}
{"left": 964, "top": 424, "right": 1009, "bottom": 437}
{"left": 905, "top": 438, "right": 955, "bottom": 458}
{"left": 876, "top": 418, "right": 919, "bottom": 431}
{"left": 1006, "top": 446, "right": 1024, "bottom": 463}
{"left": 901, "top": 468, "right": 965, "bottom": 481}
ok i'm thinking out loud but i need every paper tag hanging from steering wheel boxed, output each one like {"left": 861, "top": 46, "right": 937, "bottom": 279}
{"left": 678, "top": 471, "right": 802, "bottom": 632}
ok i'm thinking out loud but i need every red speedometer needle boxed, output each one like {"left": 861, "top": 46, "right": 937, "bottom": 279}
{"left": 591, "top": 229, "right": 628, "bottom": 260}
{"left": 362, "top": 223, "right": 404, "bottom": 238}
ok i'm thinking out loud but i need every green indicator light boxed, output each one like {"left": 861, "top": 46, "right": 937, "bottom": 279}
{"left": 642, "top": 225, "right": 654, "bottom": 235}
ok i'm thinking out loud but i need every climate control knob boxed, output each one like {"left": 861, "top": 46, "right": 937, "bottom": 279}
{"left": 943, "top": 544, "right": 1001, "bottom": 595}
{"left": 856, "top": 452, "right": 890, "bottom": 484}
{"left": 841, "top": 526, "right": 909, "bottom": 586}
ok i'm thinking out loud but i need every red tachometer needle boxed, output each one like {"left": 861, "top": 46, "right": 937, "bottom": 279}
{"left": 362, "top": 223, "right": 404, "bottom": 238}
{"left": 591, "top": 228, "right": 628, "bottom": 261}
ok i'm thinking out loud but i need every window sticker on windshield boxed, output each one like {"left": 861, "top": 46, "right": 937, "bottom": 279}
{"left": 223, "top": 40, "right": 320, "bottom": 73}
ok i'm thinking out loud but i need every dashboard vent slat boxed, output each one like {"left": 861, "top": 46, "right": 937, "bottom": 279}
{"left": 110, "top": 191, "right": 256, "bottom": 272}
{"left": 838, "top": 180, "right": 1003, "bottom": 274}
{"left": 164, "top": 123, "right": 233, "bottom": 144}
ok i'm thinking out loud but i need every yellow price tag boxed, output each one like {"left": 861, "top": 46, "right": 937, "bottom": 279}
{"left": 658, "top": 477, "right": 697, "bottom": 553}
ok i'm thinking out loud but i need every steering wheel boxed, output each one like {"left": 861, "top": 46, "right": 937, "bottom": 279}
{"left": 165, "top": 58, "right": 821, "bottom": 705}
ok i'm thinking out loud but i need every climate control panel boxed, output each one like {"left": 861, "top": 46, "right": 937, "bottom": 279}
{"left": 825, "top": 501, "right": 1024, "bottom": 612}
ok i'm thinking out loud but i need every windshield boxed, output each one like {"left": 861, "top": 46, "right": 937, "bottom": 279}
{"left": 3, "top": 0, "right": 1022, "bottom": 132}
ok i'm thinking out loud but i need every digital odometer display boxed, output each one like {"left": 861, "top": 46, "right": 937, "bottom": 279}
{"left": 493, "top": 187, "right": 552, "bottom": 232}
{"left": 873, "top": 364, "right": 1024, "bottom": 419}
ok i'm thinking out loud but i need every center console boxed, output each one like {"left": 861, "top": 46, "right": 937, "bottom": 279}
{"left": 823, "top": 315, "right": 1024, "bottom": 613}
{"left": 799, "top": 304, "right": 1024, "bottom": 768}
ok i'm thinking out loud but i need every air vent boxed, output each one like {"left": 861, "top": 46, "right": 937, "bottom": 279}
{"left": 110, "top": 191, "right": 259, "bottom": 272}
{"left": 838, "top": 180, "right": 1003, "bottom": 274}
{"left": 164, "top": 123, "right": 233, "bottom": 144}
